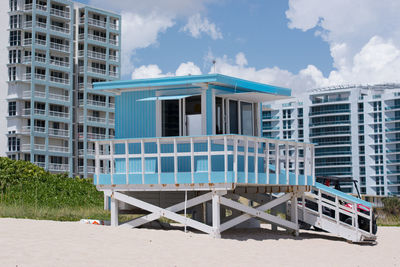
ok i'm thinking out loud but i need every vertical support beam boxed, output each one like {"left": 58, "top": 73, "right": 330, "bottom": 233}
{"left": 95, "top": 141, "right": 100, "bottom": 185}
{"left": 290, "top": 195, "right": 299, "bottom": 236}
{"left": 295, "top": 144, "right": 299, "bottom": 185}
{"left": 125, "top": 140, "right": 129, "bottom": 184}
{"left": 174, "top": 138, "right": 178, "bottom": 184}
{"left": 266, "top": 141, "right": 270, "bottom": 184}
{"left": 157, "top": 138, "right": 161, "bottom": 184}
{"left": 110, "top": 141, "right": 114, "bottom": 185}
{"left": 190, "top": 137, "right": 194, "bottom": 183}
{"left": 244, "top": 137, "right": 248, "bottom": 183}
{"left": 224, "top": 136, "right": 227, "bottom": 183}
{"left": 285, "top": 143, "right": 289, "bottom": 185}
{"left": 141, "top": 140, "right": 145, "bottom": 184}
{"left": 254, "top": 140, "right": 258, "bottom": 183}
{"left": 110, "top": 194, "right": 119, "bottom": 227}
{"left": 303, "top": 145, "right": 307, "bottom": 183}
{"left": 275, "top": 143, "right": 279, "bottom": 184}
{"left": 212, "top": 191, "right": 221, "bottom": 238}
{"left": 207, "top": 136, "right": 211, "bottom": 183}
{"left": 311, "top": 145, "right": 315, "bottom": 185}
{"left": 233, "top": 137, "right": 238, "bottom": 183}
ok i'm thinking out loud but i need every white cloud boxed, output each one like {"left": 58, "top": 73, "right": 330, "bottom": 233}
{"left": 131, "top": 65, "right": 170, "bottom": 80}
{"left": 181, "top": 14, "right": 222, "bottom": 40}
{"left": 175, "top": 62, "right": 202, "bottom": 76}
{"left": 285, "top": 0, "right": 400, "bottom": 87}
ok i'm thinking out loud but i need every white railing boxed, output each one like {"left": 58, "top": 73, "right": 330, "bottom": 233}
{"left": 23, "top": 39, "right": 32, "bottom": 45}
{"left": 34, "top": 91, "right": 46, "bottom": 98}
{"left": 50, "top": 58, "right": 70, "bottom": 68}
{"left": 34, "top": 144, "right": 46, "bottom": 151}
{"left": 109, "top": 119, "right": 115, "bottom": 125}
{"left": 79, "top": 99, "right": 107, "bottom": 108}
{"left": 50, "top": 8, "right": 70, "bottom": 19}
{"left": 34, "top": 73, "right": 46, "bottom": 81}
{"left": 22, "top": 91, "right": 31, "bottom": 98}
{"left": 22, "top": 56, "right": 31, "bottom": 64}
{"left": 34, "top": 126, "right": 46, "bottom": 133}
{"left": 79, "top": 166, "right": 96, "bottom": 173}
{"left": 87, "top": 50, "right": 106, "bottom": 60}
{"left": 34, "top": 108, "right": 45, "bottom": 116}
{"left": 95, "top": 135, "right": 315, "bottom": 186}
{"left": 49, "top": 110, "right": 69, "bottom": 118}
{"left": 87, "top": 67, "right": 107, "bottom": 76}
{"left": 79, "top": 149, "right": 96, "bottom": 155}
{"left": 23, "top": 73, "right": 32, "bottom": 81}
{"left": 21, "top": 144, "right": 31, "bottom": 151}
{"left": 22, "top": 108, "right": 31, "bottom": 115}
{"left": 24, "top": 21, "right": 33, "bottom": 28}
{"left": 50, "top": 42, "right": 70, "bottom": 53}
{"left": 48, "top": 128, "right": 69, "bottom": 137}
{"left": 48, "top": 145, "right": 69, "bottom": 153}
{"left": 109, "top": 55, "right": 118, "bottom": 61}
{"left": 87, "top": 34, "right": 107, "bottom": 43}
{"left": 109, "top": 39, "right": 118, "bottom": 46}
{"left": 109, "top": 70, "right": 118, "bottom": 77}
{"left": 48, "top": 163, "right": 69, "bottom": 172}
{"left": 110, "top": 23, "right": 118, "bottom": 30}
{"left": 109, "top": 103, "right": 115, "bottom": 109}
{"left": 87, "top": 18, "right": 106, "bottom": 28}
{"left": 35, "top": 39, "right": 46, "bottom": 46}
{"left": 80, "top": 115, "right": 107, "bottom": 124}
{"left": 24, "top": 4, "right": 33, "bottom": 11}
{"left": 49, "top": 93, "right": 69, "bottom": 102}
{"left": 36, "top": 4, "right": 47, "bottom": 11}
{"left": 78, "top": 83, "right": 93, "bottom": 91}
{"left": 37, "top": 22, "right": 47, "bottom": 29}
{"left": 50, "top": 24, "right": 70, "bottom": 34}
{"left": 21, "top": 126, "right": 31, "bottom": 133}
{"left": 50, "top": 76, "right": 70, "bottom": 85}
{"left": 79, "top": 132, "right": 108, "bottom": 140}
{"left": 35, "top": 56, "right": 46, "bottom": 63}
{"left": 34, "top": 162, "right": 46, "bottom": 168}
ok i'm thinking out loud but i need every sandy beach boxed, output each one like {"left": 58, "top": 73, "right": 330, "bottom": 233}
{"left": 0, "top": 218, "right": 398, "bottom": 267}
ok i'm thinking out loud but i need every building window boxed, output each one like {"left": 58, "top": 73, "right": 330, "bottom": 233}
{"left": 8, "top": 137, "right": 20, "bottom": 152}
{"left": 9, "top": 30, "right": 21, "bottom": 46}
{"left": 9, "top": 0, "right": 18, "bottom": 11}
{"left": 8, "top": 67, "right": 16, "bottom": 81}
{"left": 8, "top": 102, "right": 16, "bottom": 116}
{"left": 9, "top": 49, "right": 21, "bottom": 64}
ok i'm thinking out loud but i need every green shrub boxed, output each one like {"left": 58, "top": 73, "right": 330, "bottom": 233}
{"left": 0, "top": 157, "right": 103, "bottom": 209}
{"left": 382, "top": 197, "right": 400, "bottom": 215}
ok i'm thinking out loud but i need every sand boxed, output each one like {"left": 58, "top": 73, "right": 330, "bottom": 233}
{"left": 0, "top": 218, "right": 398, "bottom": 267}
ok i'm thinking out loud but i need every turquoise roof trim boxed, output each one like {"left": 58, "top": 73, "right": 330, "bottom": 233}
{"left": 93, "top": 74, "right": 291, "bottom": 96}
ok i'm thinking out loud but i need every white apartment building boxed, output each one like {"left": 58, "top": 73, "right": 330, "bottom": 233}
{"left": 262, "top": 84, "right": 400, "bottom": 196}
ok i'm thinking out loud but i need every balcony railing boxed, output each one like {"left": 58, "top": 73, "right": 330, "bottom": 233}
{"left": 78, "top": 132, "right": 111, "bottom": 140}
{"left": 79, "top": 166, "right": 96, "bottom": 173}
{"left": 82, "top": 115, "right": 107, "bottom": 124}
{"left": 87, "top": 34, "right": 107, "bottom": 43}
{"left": 50, "top": 8, "right": 70, "bottom": 19}
{"left": 49, "top": 110, "right": 69, "bottom": 119}
{"left": 109, "top": 39, "right": 118, "bottom": 46}
{"left": 87, "top": 67, "right": 107, "bottom": 76}
{"left": 78, "top": 83, "right": 93, "bottom": 91}
{"left": 50, "top": 24, "right": 70, "bottom": 34}
{"left": 312, "top": 97, "right": 349, "bottom": 104}
{"left": 109, "top": 55, "right": 118, "bottom": 61}
{"left": 48, "top": 145, "right": 69, "bottom": 153}
{"left": 34, "top": 144, "right": 46, "bottom": 151}
{"left": 109, "top": 70, "right": 118, "bottom": 77}
{"left": 48, "top": 128, "right": 69, "bottom": 137}
{"left": 79, "top": 99, "right": 107, "bottom": 108}
{"left": 49, "top": 58, "right": 70, "bottom": 68}
{"left": 385, "top": 105, "right": 400, "bottom": 110}
{"left": 109, "top": 103, "right": 115, "bottom": 109}
{"left": 24, "top": 4, "right": 33, "bottom": 11}
{"left": 34, "top": 91, "right": 46, "bottom": 98}
{"left": 34, "top": 162, "right": 46, "bottom": 168}
{"left": 36, "top": 4, "right": 47, "bottom": 11}
{"left": 48, "top": 93, "right": 69, "bottom": 102}
{"left": 50, "top": 42, "right": 70, "bottom": 53}
{"left": 34, "top": 73, "right": 46, "bottom": 81}
{"left": 87, "top": 50, "right": 106, "bottom": 60}
{"left": 309, "top": 110, "right": 350, "bottom": 116}
{"left": 23, "top": 38, "right": 32, "bottom": 46}
{"left": 95, "top": 135, "right": 315, "bottom": 186}
{"left": 37, "top": 22, "right": 47, "bottom": 29}
{"left": 50, "top": 76, "right": 70, "bottom": 85}
{"left": 24, "top": 21, "right": 33, "bottom": 28}
{"left": 35, "top": 39, "right": 47, "bottom": 46}
{"left": 48, "top": 163, "right": 69, "bottom": 172}
{"left": 79, "top": 149, "right": 96, "bottom": 156}
{"left": 110, "top": 23, "right": 118, "bottom": 30}
{"left": 87, "top": 18, "right": 107, "bottom": 28}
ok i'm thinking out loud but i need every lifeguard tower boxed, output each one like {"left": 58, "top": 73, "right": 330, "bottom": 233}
{"left": 93, "top": 74, "right": 377, "bottom": 243}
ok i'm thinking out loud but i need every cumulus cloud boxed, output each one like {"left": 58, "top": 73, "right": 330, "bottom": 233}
{"left": 175, "top": 62, "right": 202, "bottom": 76}
{"left": 285, "top": 0, "right": 400, "bottom": 87}
{"left": 131, "top": 65, "right": 169, "bottom": 80}
{"left": 181, "top": 14, "right": 222, "bottom": 40}
{"left": 89, "top": 0, "right": 219, "bottom": 75}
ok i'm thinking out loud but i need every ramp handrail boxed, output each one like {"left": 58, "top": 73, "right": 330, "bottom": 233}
{"left": 300, "top": 182, "right": 375, "bottom": 237}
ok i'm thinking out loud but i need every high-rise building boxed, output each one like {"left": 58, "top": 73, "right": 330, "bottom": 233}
{"left": 6, "top": 0, "right": 121, "bottom": 178}
{"left": 262, "top": 84, "right": 400, "bottom": 197}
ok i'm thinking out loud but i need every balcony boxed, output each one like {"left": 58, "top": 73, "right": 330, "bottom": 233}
{"left": 310, "top": 120, "right": 350, "bottom": 127}
{"left": 87, "top": 18, "right": 107, "bottom": 28}
{"left": 48, "top": 128, "right": 69, "bottom": 137}
{"left": 109, "top": 70, "right": 118, "bottom": 78}
{"left": 35, "top": 39, "right": 47, "bottom": 47}
{"left": 48, "top": 163, "right": 69, "bottom": 172}
{"left": 50, "top": 24, "right": 70, "bottom": 34}
{"left": 49, "top": 110, "right": 69, "bottom": 119}
{"left": 87, "top": 67, "right": 107, "bottom": 76}
{"left": 110, "top": 23, "right": 118, "bottom": 30}
{"left": 81, "top": 115, "right": 107, "bottom": 124}
{"left": 49, "top": 58, "right": 70, "bottom": 68}
{"left": 87, "top": 34, "right": 107, "bottom": 43}
{"left": 386, "top": 117, "right": 400, "bottom": 122}
{"left": 34, "top": 162, "right": 46, "bottom": 168}
{"left": 50, "top": 76, "right": 70, "bottom": 85}
{"left": 50, "top": 8, "right": 70, "bottom": 19}
{"left": 48, "top": 145, "right": 69, "bottom": 153}
{"left": 78, "top": 132, "right": 111, "bottom": 140}
{"left": 309, "top": 110, "right": 350, "bottom": 116}
{"left": 109, "top": 39, "right": 118, "bottom": 46}
{"left": 87, "top": 50, "right": 106, "bottom": 60}
{"left": 312, "top": 97, "right": 349, "bottom": 104}
{"left": 24, "top": 4, "right": 47, "bottom": 12}
{"left": 262, "top": 126, "right": 280, "bottom": 130}
{"left": 23, "top": 38, "right": 32, "bottom": 46}
{"left": 78, "top": 166, "right": 96, "bottom": 174}
{"left": 109, "top": 55, "right": 118, "bottom": 61}
{"left": 23, "top": 21, "right": 33, "bottom": 28}
{"left": 50, "top": 42, "right": 70, "bottom": 53}
{"left": 23, "top": 108, "right": 46, "bottom": 116}
{"left": 36, "top": 22, "right": 47, "bottom": 30}
{"left": 309, "top": 131, "right": 351, "bottom": 137}
{"left": 385, "top": 105, "right": 400, "bottom": 110}
{"left": 48, "top": 93, "right": 69, "bottom": 102}
{"left": 78, "top": 83, "right": 93, "bottom": 91}
{"left": 386, "top": 127, "right": 400, "bottom": 133}
{"left": 79, "top": 149, "right": 96, "bottom": 156}
{"left": 79, "top": 99, "right": 107, "bottom": 108}
{"left": 262, "top": 116, "right": 279, "bottom": 120}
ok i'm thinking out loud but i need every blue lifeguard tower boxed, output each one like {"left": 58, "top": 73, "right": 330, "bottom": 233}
{"left": 93, "top": 74, "right": 376, "bottom": 242}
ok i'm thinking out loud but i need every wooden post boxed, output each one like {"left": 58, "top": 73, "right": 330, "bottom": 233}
{"left": 111, "top": 194, "right": 119, "bottom": 227}
{"left": 212, "top": 191, "right": 221, "bottom": 238}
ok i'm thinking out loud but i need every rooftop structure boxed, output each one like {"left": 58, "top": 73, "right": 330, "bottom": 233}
{"left": 92, "top": 74, "right": 376, "bottom": 243}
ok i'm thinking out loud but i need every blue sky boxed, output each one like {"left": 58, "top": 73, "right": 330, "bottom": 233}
{"left": 77, "top": 0, "right": 400, "bottom": 93}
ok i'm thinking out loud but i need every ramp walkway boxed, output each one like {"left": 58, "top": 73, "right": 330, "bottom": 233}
{"left": 296, "top": 182, "right": 377, "bottom": 243}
